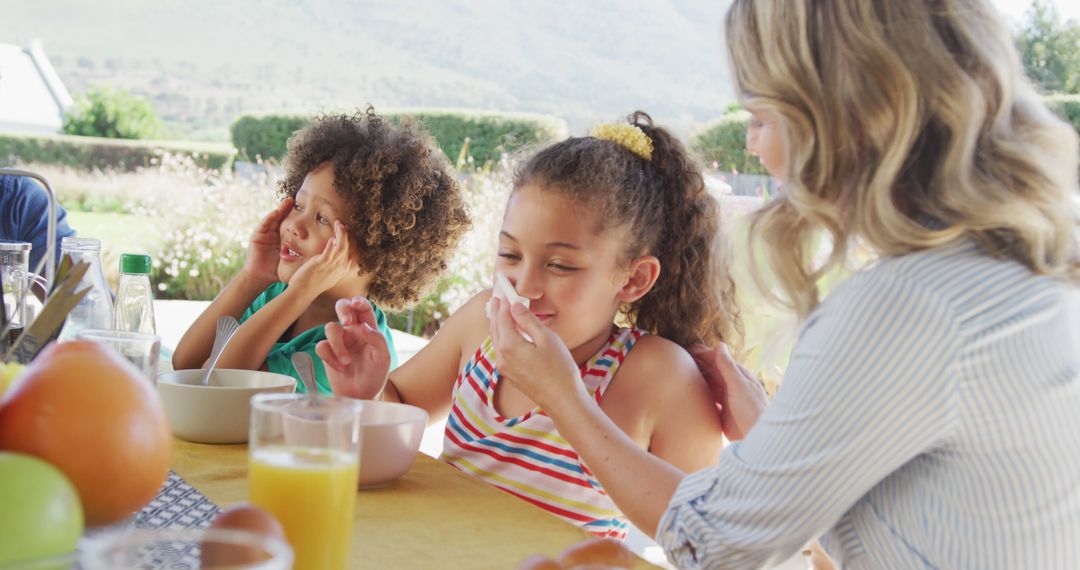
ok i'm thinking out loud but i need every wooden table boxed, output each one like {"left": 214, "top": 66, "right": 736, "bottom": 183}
{"left": 171, "top": 439, "right": 662, "bottom": 569}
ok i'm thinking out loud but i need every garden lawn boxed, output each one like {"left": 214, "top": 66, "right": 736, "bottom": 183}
{"left": 66, "top": 211, "right": 163, "bottom": 257}
{"left": 66, "top": 211, "right": 166, "bottom": 287}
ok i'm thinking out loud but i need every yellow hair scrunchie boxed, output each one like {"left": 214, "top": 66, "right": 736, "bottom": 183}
{"left": 590, "top": 123, "right": 654, "bottom": 161}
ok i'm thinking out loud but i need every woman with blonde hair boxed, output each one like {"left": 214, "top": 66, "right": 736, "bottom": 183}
{"left": 489, "top": 0, "right": 1080, "bottom": 567}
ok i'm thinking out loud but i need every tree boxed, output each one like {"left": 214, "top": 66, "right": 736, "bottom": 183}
{"left": 62, "top": 86, "right": 162, "bottom": 140}
{"left": 1015, "top": 0, "right": 1080, "bottom": 94}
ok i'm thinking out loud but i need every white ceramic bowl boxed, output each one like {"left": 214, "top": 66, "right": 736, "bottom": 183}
{"left": 357, "top": 400, "right": 428, "bottom": 488}
{"left": 157, "top": 369, "right": 296, "bottom": 444}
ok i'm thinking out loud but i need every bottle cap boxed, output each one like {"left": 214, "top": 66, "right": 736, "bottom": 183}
{"left": 120, "top": 253, "right": 152, "bottom": 274}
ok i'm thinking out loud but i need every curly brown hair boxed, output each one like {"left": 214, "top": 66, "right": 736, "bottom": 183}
{"left": 279, "top": 108, "right": 471, "bottom": 310}
{"left": 515, "top": 111, "right": 742, "bottom": 349}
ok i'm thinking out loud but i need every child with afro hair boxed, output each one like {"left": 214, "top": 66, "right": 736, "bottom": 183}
{"left": 173, "top": 108, "right": 471, "bottom": 392}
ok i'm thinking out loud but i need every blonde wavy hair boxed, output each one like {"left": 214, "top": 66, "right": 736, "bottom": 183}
{"left": 726, "top": 0, "right": 1080, "bottom": 318}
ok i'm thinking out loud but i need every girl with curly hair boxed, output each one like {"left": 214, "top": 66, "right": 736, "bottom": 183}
{"left": 172, "top": 110, "right": 470, "bottom": 393}
{"left": 318, "top": 112, "right": 741, "bottom": 539}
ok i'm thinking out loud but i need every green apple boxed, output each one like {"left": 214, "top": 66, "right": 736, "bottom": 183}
{"left": 0, "top": 452, "right": 83, "bottom": 565}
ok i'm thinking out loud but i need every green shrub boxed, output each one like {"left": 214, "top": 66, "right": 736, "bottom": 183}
{"left": 229, "top": 115, "right": 310, "bottom": 162}
{"left": 1046, "top": 93, "right": 1080, "bottom": 133}
{"left": 689, "top": 111, "right": 766, "bottom": 175}
{"left": 695, "top": 96, "right": 1080, "bottom": 178}
{"left": 399, "top": 109, "right": 566, "bottom": 166}
{"left": 63, "top": 86, "right": 163, "bottom": 140}
{"left": 385, "top": 276, "right": 461, "bottom": 338}
{"left": 230, "top": 109, "right": 566, "bottom": 165}
{"left": 0, "top": 131, "right": 235, "bottom": 172}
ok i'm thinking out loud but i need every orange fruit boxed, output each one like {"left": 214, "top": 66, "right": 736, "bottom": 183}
{"left": 201, "top": 503, "right": 288, "bottom": 566}
{"left": 517, "top": 554, "right": 565, "bottom": 570}
{"left": 557, "top": 538, "right": 634, "bottom": 569}
{"left": 0, "top": 341, "right": 171, "bottom": 527}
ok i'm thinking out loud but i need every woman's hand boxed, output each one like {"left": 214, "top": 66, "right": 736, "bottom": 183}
{"left": 316, "top": 296, "right": 392, "bottom": 399}
{"left": 241, "top": 197, "right": 294, "bottom": 284}
{"left": 289, "top": 221, "right": 359, "bottom": 298}
{"left": 690, "top": 343, "right": 769, "bottom": 441}
{"left": 488, "top": 297, "right": 589, "bottom": 412}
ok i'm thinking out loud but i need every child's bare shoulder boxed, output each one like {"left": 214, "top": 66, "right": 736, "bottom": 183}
{"left": 614, "top": 334, "right": 707, "bottom": 399}
{"left": 602, "top": 334, "right": 714, "bottom": 440}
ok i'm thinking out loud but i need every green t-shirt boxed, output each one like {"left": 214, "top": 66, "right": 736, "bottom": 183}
{"left": 239, "top": 282, "right": 398, "bottom": 394}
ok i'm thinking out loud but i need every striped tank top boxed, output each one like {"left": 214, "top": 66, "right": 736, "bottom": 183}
{"left": 440, "top": 327, "right": 645, "bottom": 539}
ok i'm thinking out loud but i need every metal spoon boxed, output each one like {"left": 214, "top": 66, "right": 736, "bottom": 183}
{"left": 200, "top": 316, "right": 240, "bottom": 386}
{"left": 290, "top": 351, "right": 319, "bottom": 400}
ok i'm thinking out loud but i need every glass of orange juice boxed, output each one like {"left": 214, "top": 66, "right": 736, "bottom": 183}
{"left": 249, "top": 393, "right": 362, "bottom": 570}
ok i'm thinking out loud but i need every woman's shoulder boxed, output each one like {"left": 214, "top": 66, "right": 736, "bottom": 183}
{"left": 828, "top": 239, "right": 1057, "bottom": 327}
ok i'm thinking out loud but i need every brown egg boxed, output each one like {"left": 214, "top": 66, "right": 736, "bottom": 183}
{"left": 558, "top": 538, "right": 635, "bottom": 569}
{"left": 200, "top": 503, "right": 287, "bottom": 567}
{"left": 517, "top": 554, "right": 565, "bottom": 570}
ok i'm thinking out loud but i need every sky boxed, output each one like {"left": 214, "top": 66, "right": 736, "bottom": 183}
{"left": 992, "top": 0, "right": 1080, "bottom": 24}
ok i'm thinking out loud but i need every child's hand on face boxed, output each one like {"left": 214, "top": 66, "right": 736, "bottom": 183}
{"left": 289, "top": 220, "right": 359, "bottom": 298}
{"left": 489, "top": 297, "right": 588, "bottom": 412}
{"left": 316, "top": 296, "right": 392, "bottom": 399}
{"left": 242, "top": 198, "right": 295, "bottom": 284}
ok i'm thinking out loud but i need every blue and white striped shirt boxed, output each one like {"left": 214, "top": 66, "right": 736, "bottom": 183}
{"left": 657, "top": 239, "right": 1080, "bottom": 569}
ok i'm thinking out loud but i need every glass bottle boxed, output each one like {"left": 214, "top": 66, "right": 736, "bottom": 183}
{"left": 1, "top": 242, "right": 33, "bottom": 349}
{"left": 113, "top": 253, "right": 156, "bottom": 334}
{"left": 58, "top": 237, "right": 114, "bottom": 341}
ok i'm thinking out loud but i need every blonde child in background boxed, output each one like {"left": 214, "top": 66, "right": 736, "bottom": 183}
{"left": 172, "top": 109, "right": 470, "bottom": 392}
{"left": 317, "top": 111, "right": 741, "bottom": 539}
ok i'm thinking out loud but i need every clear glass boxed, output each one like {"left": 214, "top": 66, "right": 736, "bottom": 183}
{"left": 249, "top": 393, "right": 362, "bottom": 570}
{"left": 76, "top": 329, "right": 161, "bottom": 382}
{"left": 79, "top": 527, "right": 293, "bottom": 570}
{"left": 114, "top": 272, "right": 156, "bottom": 334}
{"left": 0, "top": 551, "right": 78, "bottom": 570}
{"left": 0, "top": 242, "right": 45, "bottom": 349}
{"left": 58, "top": 237, "right": 114, "bottom": 341}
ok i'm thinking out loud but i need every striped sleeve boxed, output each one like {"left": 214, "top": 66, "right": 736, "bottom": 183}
{"left": 656, "top": 270, "right": 962, "bottom": 569}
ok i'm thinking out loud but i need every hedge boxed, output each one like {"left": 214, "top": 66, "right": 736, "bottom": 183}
{"left": 695, "top": 95, "right": 1080, "bottom": 177}
{"left": 230, "top": 109, "right": 567, "bottom": 165}
{"left": 229, "top": 115, "right": 309, "bottom": 163}
{"left": 0, "top": 131, "right": 235, "bottom": 171}
{"left": 400, "top": 109, "right": 567, "bottom": 166}
{"left": 1046, "top": 93, "right": 1080, "bottom": 134}
{"left": 689, "top": 111, "right": 766, "bottom": 175}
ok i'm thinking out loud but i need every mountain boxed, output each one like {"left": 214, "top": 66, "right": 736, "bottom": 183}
{"left": 1, "top": 0, "right": 736, "bottom": 140}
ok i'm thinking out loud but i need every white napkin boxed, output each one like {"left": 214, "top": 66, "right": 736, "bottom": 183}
{"left": 485, "top": 272, "right": 534, "bottom": 343}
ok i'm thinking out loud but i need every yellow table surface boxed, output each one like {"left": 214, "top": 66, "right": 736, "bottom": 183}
{"left": 171, "top": 438, "right": 662, "bottom": 569}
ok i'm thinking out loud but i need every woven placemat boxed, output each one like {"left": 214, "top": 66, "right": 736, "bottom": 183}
{"left": 134, "top": 469, "right": 221, "bottom": 530}
{"left": 76, "top": 471, "right": 221, "bottom": 568}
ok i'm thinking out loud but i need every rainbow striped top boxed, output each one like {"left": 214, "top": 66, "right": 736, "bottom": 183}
{"left": 440, "top": 327, "right": 645, "bottom": 539}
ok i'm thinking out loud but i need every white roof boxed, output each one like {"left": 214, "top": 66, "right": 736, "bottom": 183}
{"left": 0, "top": 40, "right": 71, "bottom": 135}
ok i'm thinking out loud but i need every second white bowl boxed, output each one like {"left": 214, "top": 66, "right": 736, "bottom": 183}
{"left": 357, "top": 400, "right": 428, "bottom": 488}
